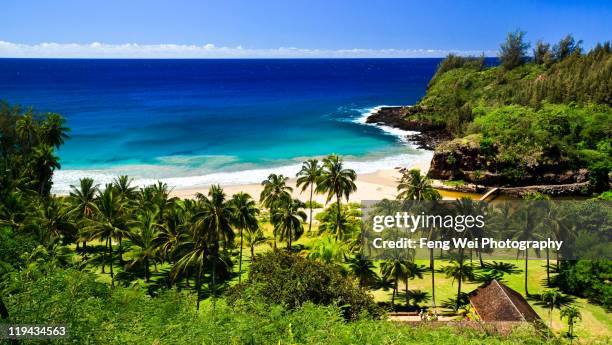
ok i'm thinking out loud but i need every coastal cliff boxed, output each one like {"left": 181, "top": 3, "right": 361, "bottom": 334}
{"left": 367, "top": 43, "right": 611, "bottom": 192}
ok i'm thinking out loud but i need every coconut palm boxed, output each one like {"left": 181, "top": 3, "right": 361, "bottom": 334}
{"left": 541, "top": 289, "right": 564, "bottom": 330}
{"left": 39, "top": 113, "right": 69, "bottom": 148}
{"left": 561, "top": 305, "right": 581, "bottom": 343}
{"left": 271, "top": 199, "right": 306, "bottom": 250}
{"left": 260, "top": 173, "right": 292, "bottom": 248}
{"left": 403, "top": 262, "right": 427, "bottom": 305}
{"left": 296, "top": 159, "right": 321, "bottom": 233}
{"left": 68, "top": 177, "right": 99, "bottom": 251}
{"left": 244, "top": 228, "right": 266, "bottom": 262}
{"left": 113, "top": 175, "right": 137, "bottom": 200}
{"left": 230, "top": 192, "right": 259, "bottom": 283}
{"left": 396, "top": 168, "right": 440, "bottom": 308}
{"left": 348, "top": 256, "right": 378, "bottom": 288}
{"left": 396, "top": 168, "right": 440, "bottom": 201}
{"left": 129, "top": 209, "right": 163, "bottom": 282}
{"left": 154, "top": 201, "right": 191, "bottom": 264}
{"left": 260, "top": 173, "right": 292, "bottom": 209}
{"left": 84, "top": 186, "right": 129, "bottom": 287}
{"left": 15, "top": 112, "right": 36, "bottom": 151}
{"left": 440, "top": 260, "right": 475, "bottom": 310}
{"left": 316, "top": 154, "right": 356, "bottom": 240}
{"left": 192, "top": 185, "right": 235, "bottom": 305}
{"left": 30, "top": 145, "right": 60, "bottom": 196}
{"left": 380, "top": 258, "right": 408, "bottom": 308}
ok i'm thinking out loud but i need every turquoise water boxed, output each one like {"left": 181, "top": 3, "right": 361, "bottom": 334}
{"left": 0, "top": 58, "right": 440, "bottom": 193}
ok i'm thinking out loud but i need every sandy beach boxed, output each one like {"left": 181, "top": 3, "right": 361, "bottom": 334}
{"left": 170, "top": 159, "right": 431, "bottom": 203}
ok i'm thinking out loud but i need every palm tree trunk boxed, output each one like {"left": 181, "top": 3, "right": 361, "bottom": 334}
{"left": 211, "top": 252, "right": 217, "bottom": 306}
{"left": 430, "top": 248, "right": 436, "bottom": 309}
{"left": 250, "top": 245, "right": 255, "bottom": 262}
{"left": 457, "top": 249, "right": 464, "bottom": 310}
{"left": 308, "top": 185, "right": 314, "bottom": 233}
{"left": 145, "top": 257, "right": 150, "bottom": 283}
{"left": 239, "top": 228, "right": 244, "bottom": 284}
{"left": 118, "top": 236, "right": 124, "bottom": 265}
{"left": 336, "top": 193, "right": 341, "bottom": 240}
{"left": 524, "top": 249, "right": 529, "bottom": 296}
{"left": 287, "top": 231, "right": 292, "bottom": 250}
{"left": 478, "top": 249, "right": 484, "bottom": 268}
{"left": 196, "top": 260, "right": 203, "bottom": 310}
{"left": 108, "top": 238, "right": 114, "bottom": 288}
{"left": 546, "top": 248, "right": 550, "bottom": 286}
{"left": 101, "top": 238, "right": 107, "bottom": 273}
{"left": 405, "top": 275, "right": 409, "bottom": 306}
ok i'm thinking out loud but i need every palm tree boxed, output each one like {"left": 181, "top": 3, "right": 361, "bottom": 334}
{"left": 403, "top": 262, "right": 427, "bottom": 306}
{"left": 396, "top": 168, "right": 440, "bottom": 201}
{"left": 271, "top": 199, "right": 306, "bottom": 250}
{"left": 192, "top": 185, "right": 235, "bottom": 306}
{"left": 440, "top": 260, "right": 475, "bottom": 310}
{"left": 260, "top": 173, "right": 292, "bottom": 248}
{"left": 244, "top": 228, "right": 266, "bottom": 262}
{"left": 129, "top": 209, "right": 162, "bottom": 282}
{"left": 381, "top": 258, "right": 408, "bottom": 308}
{"left": 348, "top": 256, "right": 378, "bottom": 288}
{"left": 113, "top": 175, "right": 137, "bottom": 199}
{"left": 296, "top": 159, "right": 321, "bottom": 233}
{"left": 561, "top": 306, "right": 581, "bottom": 343}
{"left": 68, "top": 177, "right": 99, "bottom": 251}
{"left": 38, "top": 198, "right": 76, "bottom": 247}
{"left": 15, "top": 112, "right": 36, "bottom": 152}
{"left": 541, "top": 289, "right": 563, "bottom": 330}
{"left": 231, "top": 192, "right": 259, "bottom": 283}
{"left": 39, "top": 113, "right": 69, "bottom": 148}
{"left": 154, "top": 201, "right": 191, "bottom": 264}
{"left": 396, "top": 168, "right": 440, "bottom": 308}
{"left": 84, "top": 186, "right": 129, "bottom": 287}
{"left": 260, "top": 173, "right": 292, "bottom": 209}
{"left": 316, "top": 154, "right": 356, "bottom": 240}
{"left": 30, "top": 145, "right": 60, "bottom": 196}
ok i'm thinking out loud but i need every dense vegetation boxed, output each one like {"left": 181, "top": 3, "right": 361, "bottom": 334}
{"left": 1, "top": 32, "right": 611, "bottom": 343}
{"left": 414, "top": 34, "right": 611, "bottom": 188}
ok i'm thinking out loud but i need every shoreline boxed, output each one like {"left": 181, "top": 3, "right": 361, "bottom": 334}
{"left": 170, "top": 164, "right": 429, "bottom": 202}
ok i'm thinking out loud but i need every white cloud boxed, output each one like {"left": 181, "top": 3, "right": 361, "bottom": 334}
{"left": 0, "top": 40, "right": 494, "bottom": 58}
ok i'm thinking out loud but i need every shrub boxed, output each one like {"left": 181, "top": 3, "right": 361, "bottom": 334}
{"left": 228, "top": 250, "right": 381, "bottom": 320}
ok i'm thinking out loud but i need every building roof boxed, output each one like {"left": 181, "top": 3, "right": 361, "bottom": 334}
{"left": 468, "top": 279, "right": 541, "bottom": 322}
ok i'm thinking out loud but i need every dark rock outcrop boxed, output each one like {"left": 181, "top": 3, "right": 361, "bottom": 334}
{"left": 428, "top": 135, "right": 591, "bottom": 187}
{"left": 365, "top": 106, "right": 451, "bottom": 150}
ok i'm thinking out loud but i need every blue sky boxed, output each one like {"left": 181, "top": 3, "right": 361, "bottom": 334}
{"left": 1, "top": 0, "right": 610, "bottom": 58}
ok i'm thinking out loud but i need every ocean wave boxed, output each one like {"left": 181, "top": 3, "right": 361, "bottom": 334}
{"left": 52, "top": 151, "right": 432, "bottom": 195}
{"left": 352, "top": 105, "right": 418, "bottom": 144}
{"left": 52, "top": 104, "right": 431, "bottom": 195}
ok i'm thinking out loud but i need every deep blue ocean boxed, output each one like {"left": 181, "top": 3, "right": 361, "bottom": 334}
{"left": 0, "top": 58, "right": 441, "bottom": 193}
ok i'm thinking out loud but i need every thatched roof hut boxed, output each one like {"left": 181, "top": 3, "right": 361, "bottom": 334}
{"left": 468, "top": 279, "right": 541, "bottom": 322}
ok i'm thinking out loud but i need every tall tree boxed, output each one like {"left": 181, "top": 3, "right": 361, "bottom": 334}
{"left": 271, "top": 199, "right": 306, "bottom": 250}
{"left": 260, "top": 173, "right": 292, "bottom": 247}
{"left": 84, "top": 186, "right": 129, "bottom": 287}
{"left": 396, "top": 168, "right": 440, "bottom": 308}
{"left": 192, "top": 185, "right": 235, "bottom": 305}
{"left": 39, "top": 113, "right": 69, "bottom": 148}
{"left": 316, "top": 154, "right": 356, "bottom": 240}
{"left": 68, "top": 177, "right": 99, "bottom": 251}
{"left": 499, "top": 30, "right": 530, "bottom": 70}
{"left": 348, "top": 256, "right": 378, "bottom": 288}
{"left": 296, "top": 159, "right": 321, "bottom": 233}
{"left": 381, "top": 258, "right": 408, "bottom": 309}
{"left": 230, "top": 192, "right": 259, "bottom": 283}
{"left": 129, "top": 209, "right": 162, "bottom": 282}
{"left": 30, "top": 145, "right": 60, "bottom": 196}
